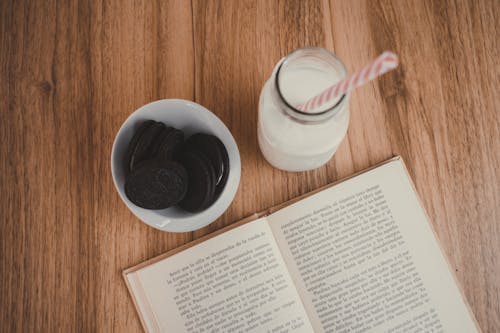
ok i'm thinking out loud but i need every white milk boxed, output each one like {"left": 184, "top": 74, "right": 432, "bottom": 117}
{"left": 257, "top": 48, "right": 350, "bottom": 172}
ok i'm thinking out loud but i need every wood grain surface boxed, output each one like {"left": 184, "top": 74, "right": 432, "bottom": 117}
{"left": 1, "top": 0, "right": 498, "bottom": 332}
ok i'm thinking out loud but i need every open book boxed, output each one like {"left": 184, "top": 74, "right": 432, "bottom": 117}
{"left": 124, "top": 157, "right": 480, "bottom": 333}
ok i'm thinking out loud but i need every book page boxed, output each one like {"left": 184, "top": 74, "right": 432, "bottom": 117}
{"left": 127, "top": 217, "right": 314, "bottom": 333}
{"left": 268, "top": 159, "right": 478, "bottom": 333}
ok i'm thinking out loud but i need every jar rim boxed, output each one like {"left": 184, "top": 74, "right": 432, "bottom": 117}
{"left": 275, "top": 47, "right": 348, "bottom": 121}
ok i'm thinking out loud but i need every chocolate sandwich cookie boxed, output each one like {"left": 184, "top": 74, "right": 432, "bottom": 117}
{"left": 208, "top": 135, "right": 229, "bottom": 197}
{"left": 127, "top": 121, "right": 166, "bottom": 172}
{"left": 148, "top": 126, "right": 173, "bottom": 156}
{"left": 155, "top": 128, "right": 184, "bottom": 161}
{"left": 178, "top": 150, "right": 216, "bottom": 212}
{"left": 124, "top": 120, "right": 156, "bottom": 173}
{"left": 183, "top": 133, "right": 229, "bottom": 198}
{"left": 125, "top": 160, "right": 188, "bottom": 210}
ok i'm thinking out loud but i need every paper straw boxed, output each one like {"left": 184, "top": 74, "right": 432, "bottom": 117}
{"left": 298, "top": 51, "right": 399, "bottom": 112}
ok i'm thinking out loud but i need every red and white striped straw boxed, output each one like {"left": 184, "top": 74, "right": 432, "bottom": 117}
{"left": 298, "top": 51, "right": 399, "bottom": 112}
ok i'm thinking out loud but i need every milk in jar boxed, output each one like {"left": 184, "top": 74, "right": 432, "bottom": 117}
{"left": 257, "top": 48, "right": 350, "bottom": 172}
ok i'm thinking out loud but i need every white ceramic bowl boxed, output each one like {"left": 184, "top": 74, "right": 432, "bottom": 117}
{"left": 111, "top": 99, "right": 241, "bottom": 232}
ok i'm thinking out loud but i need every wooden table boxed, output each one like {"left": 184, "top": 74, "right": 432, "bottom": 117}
{"left": 1, "top": 0, "right": 498, "bottom": 332}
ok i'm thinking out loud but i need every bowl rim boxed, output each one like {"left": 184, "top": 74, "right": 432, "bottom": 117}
{"left": 110, "top": 98, "right": 241, "bottom": 233}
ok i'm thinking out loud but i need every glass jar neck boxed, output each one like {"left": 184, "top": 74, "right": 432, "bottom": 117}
{"left": 271, "top": 47, "right": 349, "bottom": 123}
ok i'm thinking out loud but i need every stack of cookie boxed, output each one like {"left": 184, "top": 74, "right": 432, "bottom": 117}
{"left": 124, "top": 120, "right": 229, "bottom": 212}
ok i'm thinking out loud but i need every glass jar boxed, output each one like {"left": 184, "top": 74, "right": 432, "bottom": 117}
{"left": 257, "top": 47, "right": 350, "bottom": 172}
